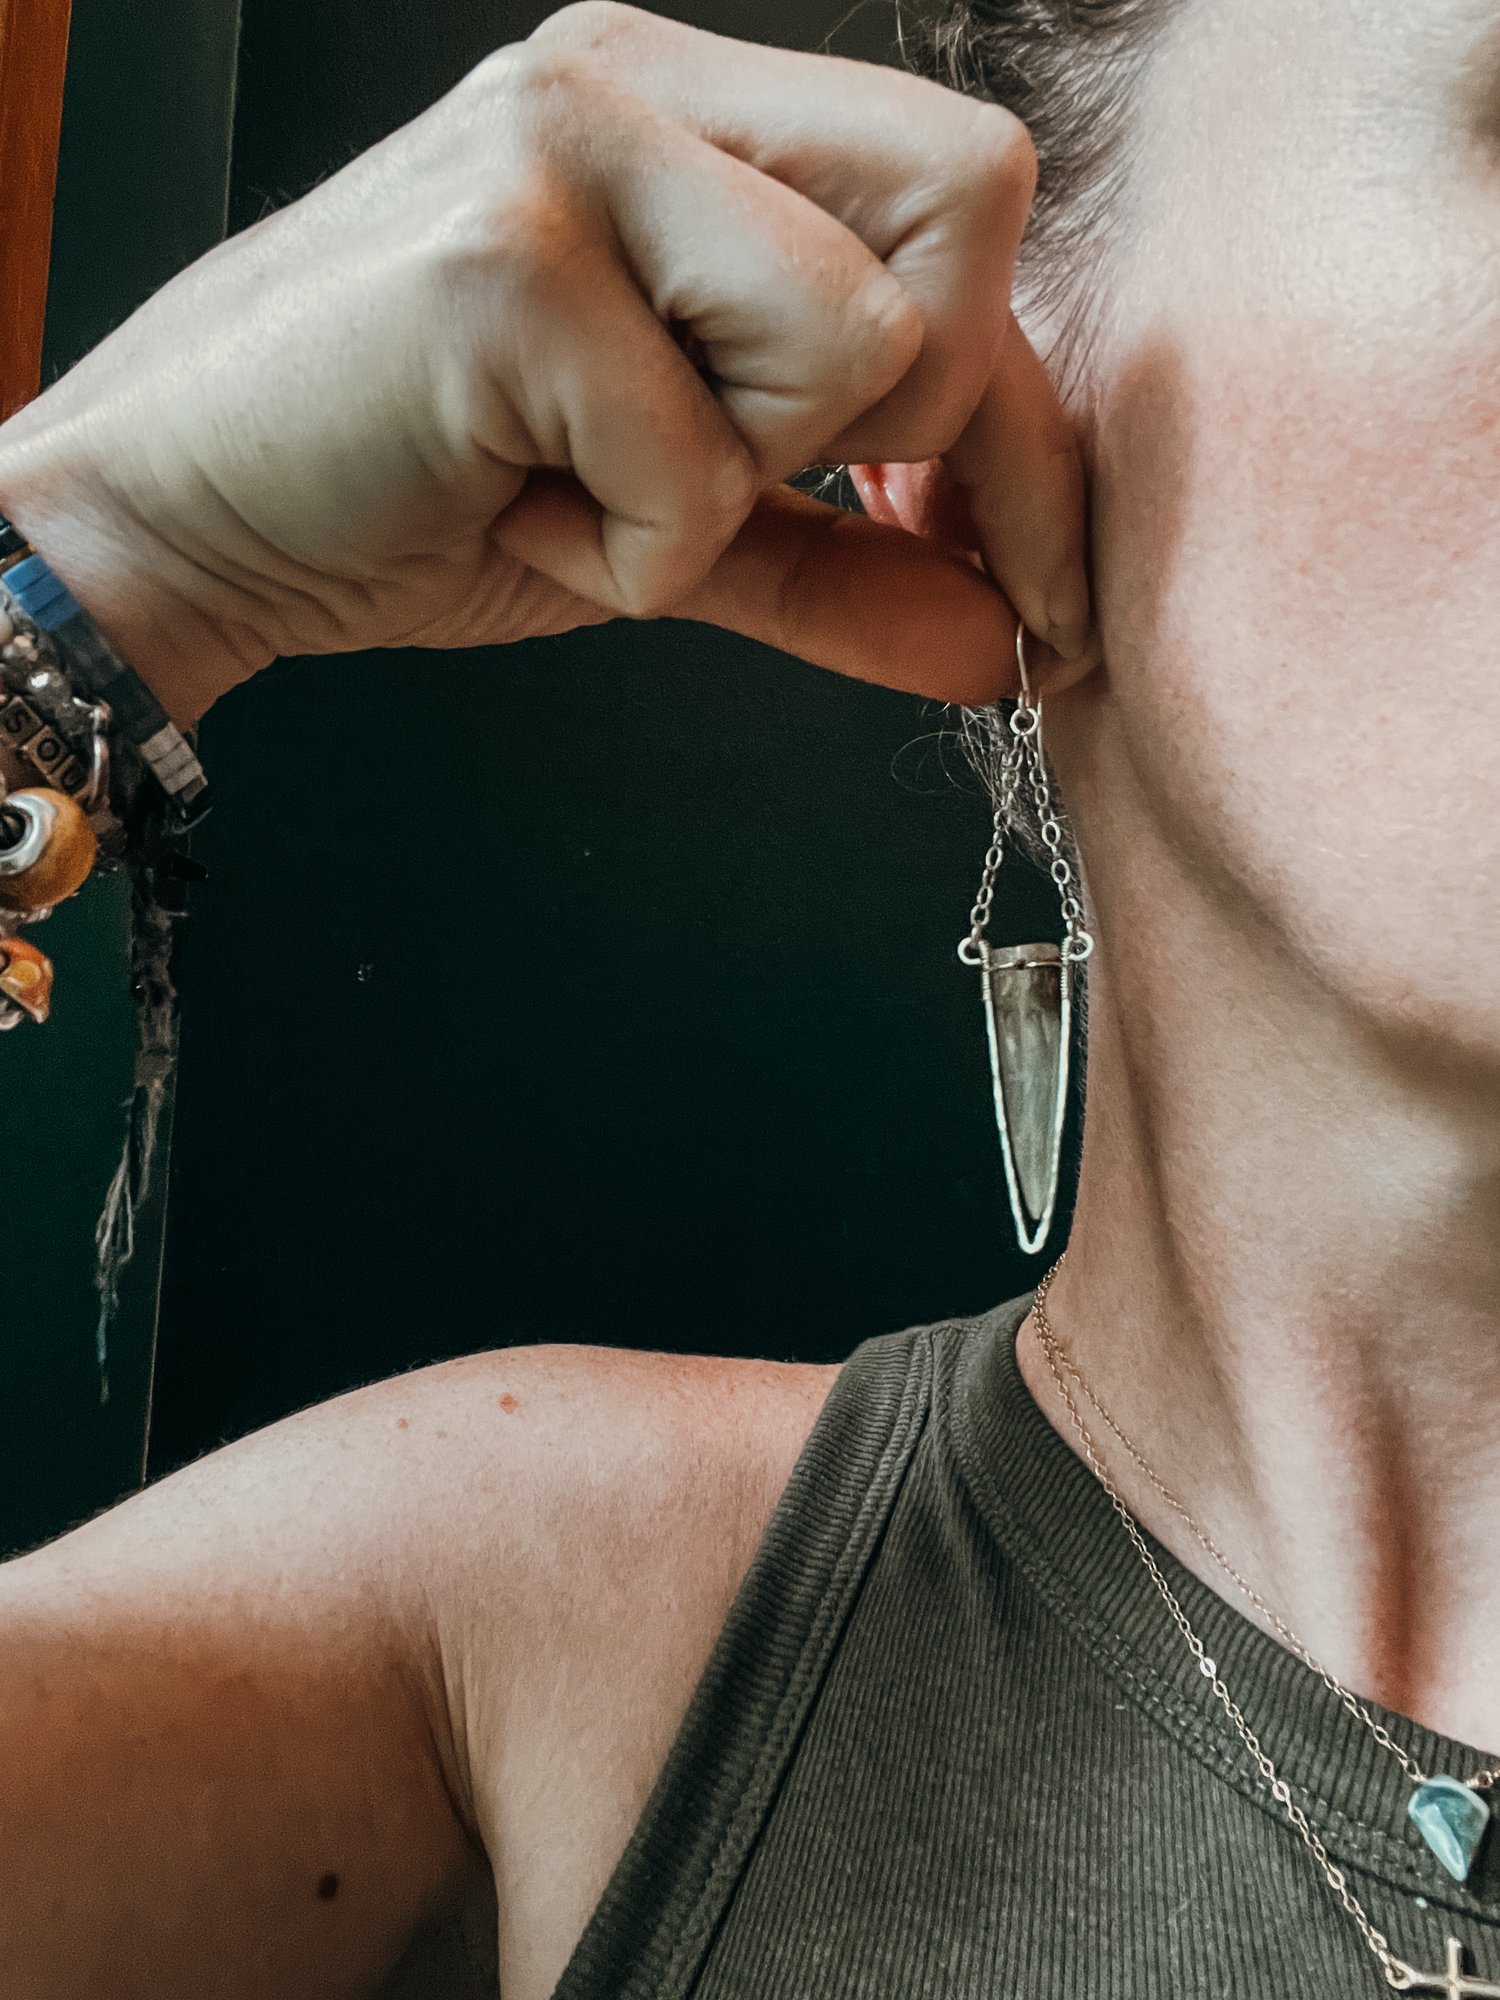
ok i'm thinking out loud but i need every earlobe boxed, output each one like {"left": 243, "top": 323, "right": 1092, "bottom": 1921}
{"left": 847, "top": 460, "right": 1103, "bottom": 694}
{"left": 848, "top": 461, "right": 906, "bottom": 530}
{"left": 847, "top": 460, "right": 983, "bottom": 555}
{"left": 1023, "top": 626, "right": 1105, "bottom": 699}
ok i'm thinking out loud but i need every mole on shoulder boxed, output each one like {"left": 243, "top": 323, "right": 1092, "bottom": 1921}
{"left": 498, "top": 1393, "right": 520, "bottom": 1413}
{"left": 316, "top": 1873, "right": 340, "bottom": 1901}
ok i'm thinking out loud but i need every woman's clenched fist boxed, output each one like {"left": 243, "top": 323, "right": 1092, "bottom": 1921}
{"left": 0, "top": 2, "right": 1092, "bottom": 722}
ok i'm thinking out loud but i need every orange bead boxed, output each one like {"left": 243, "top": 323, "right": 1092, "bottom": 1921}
{"left": 0, "top": 935, "right": 53, "bottom": 1023}
{"left": 0, "top": 787, "right": 98, "bottom": 912}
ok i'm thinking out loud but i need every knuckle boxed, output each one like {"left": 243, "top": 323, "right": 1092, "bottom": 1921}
{"left": 466, "top": 42, "right": 525, "bottom": 92}
{"left": 922, "top": 362, "right": 990, "bottom": 455}
{"left": 617, "top": 565, "right": 688, "bottom": 621}
{"left": 446, "top": 182, "right": 584, "bottom": 294}
{"left": 444, "top": 58, "right": 601, "bottom": 284}
{"left": 616, "top": 463, "right": 750, "bottom": 619}
{"left": 457, "top": 43, "right": 623, "bottom": 252}
{"left": 706, "top": 436, "right": 761, "bottom": 524}
{"left": 847, "top": 357, "right": 979, "bottom": 463}
{"left": 957, "top": 102, "right": 1038, "bottom": 215}
{"left": 528, "top": 1, "right": 653, "bottom": 58}
{"left": 844, "top": 270, "right": 925, "bottom": 402}
{"left": 471, "top": 40, "right": 590, "bottom": 117}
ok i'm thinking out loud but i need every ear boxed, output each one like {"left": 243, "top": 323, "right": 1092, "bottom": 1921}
{"left": 849, "top": 458, "right": 1101, "bottom": 695}
{"left": 848, "top": 460, "right": 983, "bottom": 559}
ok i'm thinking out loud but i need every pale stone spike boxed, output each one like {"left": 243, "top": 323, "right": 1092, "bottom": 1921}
{"left": 982, "top": 943, "right": 1066, "bottom": 1229}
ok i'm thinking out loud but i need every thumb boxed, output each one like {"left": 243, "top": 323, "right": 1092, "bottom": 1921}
{"left": 670, "top": 484, "right": 1017, "bottom": 706}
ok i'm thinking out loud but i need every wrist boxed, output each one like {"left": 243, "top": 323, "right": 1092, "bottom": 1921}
{"left": 0, "top": 412, "right": 274, "bottom": 728}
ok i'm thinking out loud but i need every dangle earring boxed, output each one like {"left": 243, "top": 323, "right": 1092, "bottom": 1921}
{"left": 956, "top": 626, "right": 1093, "bottom": 1256}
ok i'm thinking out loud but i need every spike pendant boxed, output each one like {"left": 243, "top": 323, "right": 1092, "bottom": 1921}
{"left": 977, "top": 940, "right": 1072, "bottom": 1256}
{"left": 958, "top": 635, "right": 1091, "bottom": 1256}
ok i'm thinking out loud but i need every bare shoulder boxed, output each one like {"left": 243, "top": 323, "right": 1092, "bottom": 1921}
{"left": 372, "top": 1338, "right": 843, "bottom": 1694}
{"left": 350, "top": 1338, "right": 842, "bottom": 1594}
{"left": 366, "top": 1340, "right": 842, "bottom": 2000}
{"left": 0, "top": 1336, "right": 839, "bottom": 2000}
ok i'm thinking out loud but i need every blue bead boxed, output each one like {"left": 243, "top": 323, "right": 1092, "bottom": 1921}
{"left": 1408, "top": 1776, "right": 1490, "bottom": 1883}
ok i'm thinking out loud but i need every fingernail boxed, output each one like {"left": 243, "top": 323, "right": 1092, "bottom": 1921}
{"left": 1045, "top": 559, "right": 1093, "bottom": 662}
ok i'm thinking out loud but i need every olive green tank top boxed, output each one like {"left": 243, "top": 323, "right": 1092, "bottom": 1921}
{"left": 550, "top": 1297, "right": 1500, "bottom": 1999}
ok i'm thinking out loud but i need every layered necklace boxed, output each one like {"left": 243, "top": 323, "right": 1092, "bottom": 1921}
{"left": 1029, "top": 1259, "right": 1500, "bottom": 1997}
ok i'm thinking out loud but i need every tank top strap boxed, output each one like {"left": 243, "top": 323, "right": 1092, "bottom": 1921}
{"left": 548, "top": 1318, "right": 938, "bottom": 2000}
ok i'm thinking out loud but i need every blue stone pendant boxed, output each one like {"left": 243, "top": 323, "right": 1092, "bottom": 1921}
{"left": 1408, "top": 1776, "right": 1491, "bottom": 1883}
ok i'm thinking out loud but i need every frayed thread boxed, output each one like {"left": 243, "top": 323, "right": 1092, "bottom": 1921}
{"left": 93, "top": 851, "right": 179, "bottom": 1406}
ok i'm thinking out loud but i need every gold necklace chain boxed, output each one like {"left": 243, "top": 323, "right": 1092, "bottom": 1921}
{"left": 1031, "top": 1259, "right": 1500, "bottom": 1796}
{"left": 1029, "top": 1257, "right": 1498, "bottom": 1994}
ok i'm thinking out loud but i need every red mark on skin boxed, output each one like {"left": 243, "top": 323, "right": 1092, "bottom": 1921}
{"left": 316, "top": 1873, "right": 340, "bottom": 1901}
{"left": 1362, "top": 1386, "right": 1431, "bottom": 1718}
{"left": 395, "top": 1417, "right": 409, "bottom": 1431}
{"left": 498, "top": 1393, "right": 520, "bottom": 1413}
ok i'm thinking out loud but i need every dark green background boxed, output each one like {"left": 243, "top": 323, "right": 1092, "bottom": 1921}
{"left": 5, "top": 0, "right": 1067, "bottom": 1555}
{"left": 3, "top": 0, "right": 243, "bottom": 1556}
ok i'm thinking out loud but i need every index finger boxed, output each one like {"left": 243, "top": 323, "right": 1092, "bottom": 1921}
{"left": 672, "top": 483, "right": 1017, "bottom": 705}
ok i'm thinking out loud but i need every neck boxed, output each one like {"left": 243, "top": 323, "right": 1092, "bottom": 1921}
{"left": 1023, "top": 788, "right": 1500, "bottom": 1753}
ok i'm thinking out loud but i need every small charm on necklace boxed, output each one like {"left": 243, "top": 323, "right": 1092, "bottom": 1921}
{"left": 1387, "top": 1934, "right": 1500, "bottom": 1996}
{"left": 1408, "top": 1776, "right": 1491, "bottom": 1884}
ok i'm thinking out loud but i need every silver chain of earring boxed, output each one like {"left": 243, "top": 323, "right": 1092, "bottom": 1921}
{"left": 959, "top": 629, "right": 1093, "bottom": 969}
{"left": 960, "top": 802, "right": 1007, "bottom": 963}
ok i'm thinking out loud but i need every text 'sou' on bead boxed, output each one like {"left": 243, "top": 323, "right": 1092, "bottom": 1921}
{"left": 0, "top": 935, "right": 54, "bottom": 1025}
{"left": 0, "top": 787, "right": 97, "bottom": 912}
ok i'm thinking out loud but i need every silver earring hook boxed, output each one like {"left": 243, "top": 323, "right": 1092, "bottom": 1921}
{"left": 1015, "top": 622, "right": 1034, "bottom": 707}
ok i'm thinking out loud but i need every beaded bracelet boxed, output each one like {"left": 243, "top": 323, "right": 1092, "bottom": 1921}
{"left": 0, "top": 514, "right": 210, "bottom": 1030}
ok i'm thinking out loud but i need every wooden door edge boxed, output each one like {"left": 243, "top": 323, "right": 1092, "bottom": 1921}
{"left": 0, "top": 0, "right": 75, "bottom": 419}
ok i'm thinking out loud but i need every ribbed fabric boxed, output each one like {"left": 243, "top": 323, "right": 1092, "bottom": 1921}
{"left": 550, "top": 1298, "right": 1500, "bottom": 1999}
